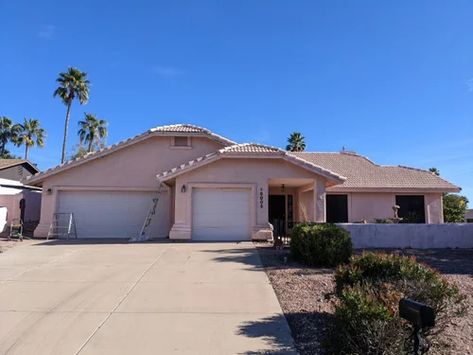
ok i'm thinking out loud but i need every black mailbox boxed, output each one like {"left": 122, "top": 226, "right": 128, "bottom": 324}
{"left": 399, "top": 298, "right": 436, "bottom": 328}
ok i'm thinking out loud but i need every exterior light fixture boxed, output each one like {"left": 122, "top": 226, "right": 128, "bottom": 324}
{"left": 181, "top": 184, "right": 187, "bottom": 193}
{"left": 46, "top": 188, "right": 52, "bottom": 195}
{"left": 281, "top": 184, "right": 285, "bottom": 193}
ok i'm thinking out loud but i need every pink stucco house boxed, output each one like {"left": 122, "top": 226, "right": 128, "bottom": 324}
{"left": 26, "top": 124, "right": 460, "bottom": 241}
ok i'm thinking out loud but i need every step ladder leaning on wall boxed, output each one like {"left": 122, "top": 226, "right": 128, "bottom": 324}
{"left": 47, "top": 213, "right": 78, "bottom": 240}
{"left": 129, "top": 183, "right": 165, "bottom": 242}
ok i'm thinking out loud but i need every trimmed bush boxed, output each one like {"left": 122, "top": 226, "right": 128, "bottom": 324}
{"left": 326, "top": 252, "right": 466, "bottom": 355}
{"left": 290, "top": 223, "right": 352, "bottom": 267}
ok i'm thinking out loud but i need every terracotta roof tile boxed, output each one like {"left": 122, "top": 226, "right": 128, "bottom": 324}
{"left": 290, "top": 151, "right": 460, "bottom": 192}
{"left": 151, "top": 124, "right": 209, "bottom": 133}
{"left": 150, "top": 124, "right": 235, "bottom": 145}
{"left": 26, "top": 124, "right": 235, "bottom": 184}
{"left": 220, "top": 143, "right": 282, "bottom": 154}
{"left": 157, "top": 144, "right": 346, "bottom": 183}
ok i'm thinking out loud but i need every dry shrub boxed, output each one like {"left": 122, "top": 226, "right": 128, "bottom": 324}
{"left": 325, "top": 252, "right": 466, "bottom": 355}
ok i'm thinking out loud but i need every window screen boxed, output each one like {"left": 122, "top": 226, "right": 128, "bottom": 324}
{"left": 326, "top": 194, "right": 348, "bottom": 223}
{"left": 395, "top": 195, "right": 425, "bottom": 223}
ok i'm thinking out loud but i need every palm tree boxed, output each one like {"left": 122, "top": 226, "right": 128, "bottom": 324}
{"left": 15, "top": 118, "right": 45, "bottom": 160}
{"left": 54, "top": 67, "right": 90, "bottom": 163}
{"left": 286, "top": 132, "right": 306, "bottom": 152}
{"left": 78, "top": 113, "right": 107, "bottom": 153}
{"left": 0, "top": 116, "right": 21, "bottom": 157}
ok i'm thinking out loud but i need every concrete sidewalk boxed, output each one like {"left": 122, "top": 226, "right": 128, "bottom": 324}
{"left": 0, "top": 241, "right": 295, "bottom": 354}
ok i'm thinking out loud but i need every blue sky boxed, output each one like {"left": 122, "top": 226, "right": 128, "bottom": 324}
{"left": 1, "top": 1, "right": 472, "bottom": 202}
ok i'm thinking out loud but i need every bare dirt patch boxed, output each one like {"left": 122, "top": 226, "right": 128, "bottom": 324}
{"left": 257, "top": 245, "right": 473, "bottom": 355}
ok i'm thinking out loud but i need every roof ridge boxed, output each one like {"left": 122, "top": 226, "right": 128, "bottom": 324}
{"left": 219, "top": 142, "right": 283, "bottom": 153}
{"left": 293, "top": 150, "right": 377, "bottom": 165}
{"left": 150, "top": 123, "right": 209, "bottom": 133}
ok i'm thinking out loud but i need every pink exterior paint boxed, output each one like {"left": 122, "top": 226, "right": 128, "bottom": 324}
{"left": 33, "top": 136, "right": 224, "bottom": 238}
{"left": 0, "top": 189, "right": 41, "bottom": 233}
{"left": 168, "top": 158, "right": 329, "bottom": 240}
{"left": 337, "top": 192, "right": 444, "bottom": 223}
{"left": 31, "top": 129, "right": 449, "bottom": 240}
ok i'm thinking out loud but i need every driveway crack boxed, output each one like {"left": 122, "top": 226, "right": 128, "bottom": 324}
{"left": 74, "top": 248, "right": 166, "bottom": 354}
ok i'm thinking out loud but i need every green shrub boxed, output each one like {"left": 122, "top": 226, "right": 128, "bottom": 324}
{"left": 290, "top": 223, "right": 352, "bottom": 267}
{"left": 326, "top": 253, "right": 466, "bottom": 355}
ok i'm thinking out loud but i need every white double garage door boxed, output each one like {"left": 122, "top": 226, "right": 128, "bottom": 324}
{"left": 57, "top": 190, "right": 170, "bottom": 239}
{"left": 57, "top": 188, "right": 251, "bottom": 241}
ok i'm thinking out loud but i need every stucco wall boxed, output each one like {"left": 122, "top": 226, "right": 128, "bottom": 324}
{"left": 169, "top": 158, "right": 327, "bottom": 240}
{"left": 343, "top": 192, "right": 443, "bottom": 224}
{"left": 340, "top": 223, "right": 473, "bottom": 249}
{"left": 297, "top": 189, "right": 314, "bottom": 221}
{"left": 0, "top": 189, "right": 41, "bottom": 234}
{"left": 34, "top": 136, "right": 224, "bottom": 238}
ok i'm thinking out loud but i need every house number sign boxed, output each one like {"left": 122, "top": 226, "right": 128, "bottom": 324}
{"left": 259, "top": 188, "right": 264, "bottom": 208}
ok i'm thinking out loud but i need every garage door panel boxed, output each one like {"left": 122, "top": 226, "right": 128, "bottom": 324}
{"left": 57, "top": 190, "right": 170, "bottom": 239}
{"left": 192, "top": 188, "right": 251, "bottom": 241}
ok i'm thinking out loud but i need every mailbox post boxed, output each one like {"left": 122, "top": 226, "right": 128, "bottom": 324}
{"left": 399, "top": 298, "right": 436, "bottom": 355}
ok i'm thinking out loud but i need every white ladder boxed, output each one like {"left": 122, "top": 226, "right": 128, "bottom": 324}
{"left": 47, "top": 213, "right": 77, "bottom": 240}
{"left": 130, "top": 185, "right": 164, "bottom": 242}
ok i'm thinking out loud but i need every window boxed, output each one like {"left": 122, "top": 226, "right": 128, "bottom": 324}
{"left": 326, "top": 194, "right": 348, "bottom": 223}
{"left": 395, "top": 195, "right": 425, "bottom": 223}
{"left": 172, "top": 136, "right": 190, "bottom": 147}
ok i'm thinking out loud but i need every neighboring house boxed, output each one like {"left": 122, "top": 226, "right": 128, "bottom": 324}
{"left": 0, "top": 159, "right": 39, "bottom": 181}
{"left": 0, "top": 178, "right": 42, "bottom": 234}
{"left": 26, "top": 124, "right": 460, "bottom": 241}
{"left": 466, "top": 209, "right": 473, "bottom": 223}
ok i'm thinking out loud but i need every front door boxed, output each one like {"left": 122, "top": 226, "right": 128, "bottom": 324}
{"left": 269, "top": 195, "right": 286, "bottom": 236}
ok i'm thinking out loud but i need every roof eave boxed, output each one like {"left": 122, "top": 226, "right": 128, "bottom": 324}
{"left": 326, "top": 186, "right": 461, "bottom": 193}
{"left": 157, "top": 150, "right": 346, "bottom": 184}
{"left": 0, "top": 160, "right": 39, "bottom": 173}
{"left": 26, "top": 128, "right": 235, "bottom": 185}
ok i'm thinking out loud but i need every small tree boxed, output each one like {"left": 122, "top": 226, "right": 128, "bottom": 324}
{"left": 286, "top": 132, "right": 306, "bottom": 152}
{"left": 443, "top": 194, "right": 468, "bottom": 223}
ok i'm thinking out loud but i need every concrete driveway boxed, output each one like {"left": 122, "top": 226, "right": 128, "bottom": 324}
{"left": 0, "top": 241, "right": 295, "bottom": 354}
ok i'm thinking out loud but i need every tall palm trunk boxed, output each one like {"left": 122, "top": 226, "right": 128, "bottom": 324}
{"left": 0, "top": 141, "right": 5, "bottom": 156}
{"left": 24, "top": 144, "right": 29, "bottom": 160}
{"left": 87, "top": 138, "right": 93, "bottom": 153}
{"left": 61, "top": 100, "right": 72, "bottom": 163}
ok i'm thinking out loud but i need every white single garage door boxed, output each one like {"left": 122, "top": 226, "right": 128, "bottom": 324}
{"left": 57, "top": 190, "right": 170, "bottom": 238}
{"left": 192, "top": 188, "right": 251, "bottom": 241}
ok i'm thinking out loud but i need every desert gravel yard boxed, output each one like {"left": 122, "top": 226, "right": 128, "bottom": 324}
{"left": 257, "top": 245, "right": 473, "bottom": 355}
{"left": 0, "top": 240, "right": 295, "bottom": 354}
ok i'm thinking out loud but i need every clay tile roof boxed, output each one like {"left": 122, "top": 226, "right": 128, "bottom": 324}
{"left": 220, "top": 143, "right": 282, "bottom": 154}
{"left": 157, "top": 143, "right": 346, "bottom": 183}
{"left": 290, "top": 151, "right": 460, "bottom": 192}
{"left": 151, "top": 124, "right": 209, "bottom": 133}
{"left": 150, "top": 124, "right": 236, "bottom": 145}
{"left": 26, "top": 124, "right": 235, "bottom": 184}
